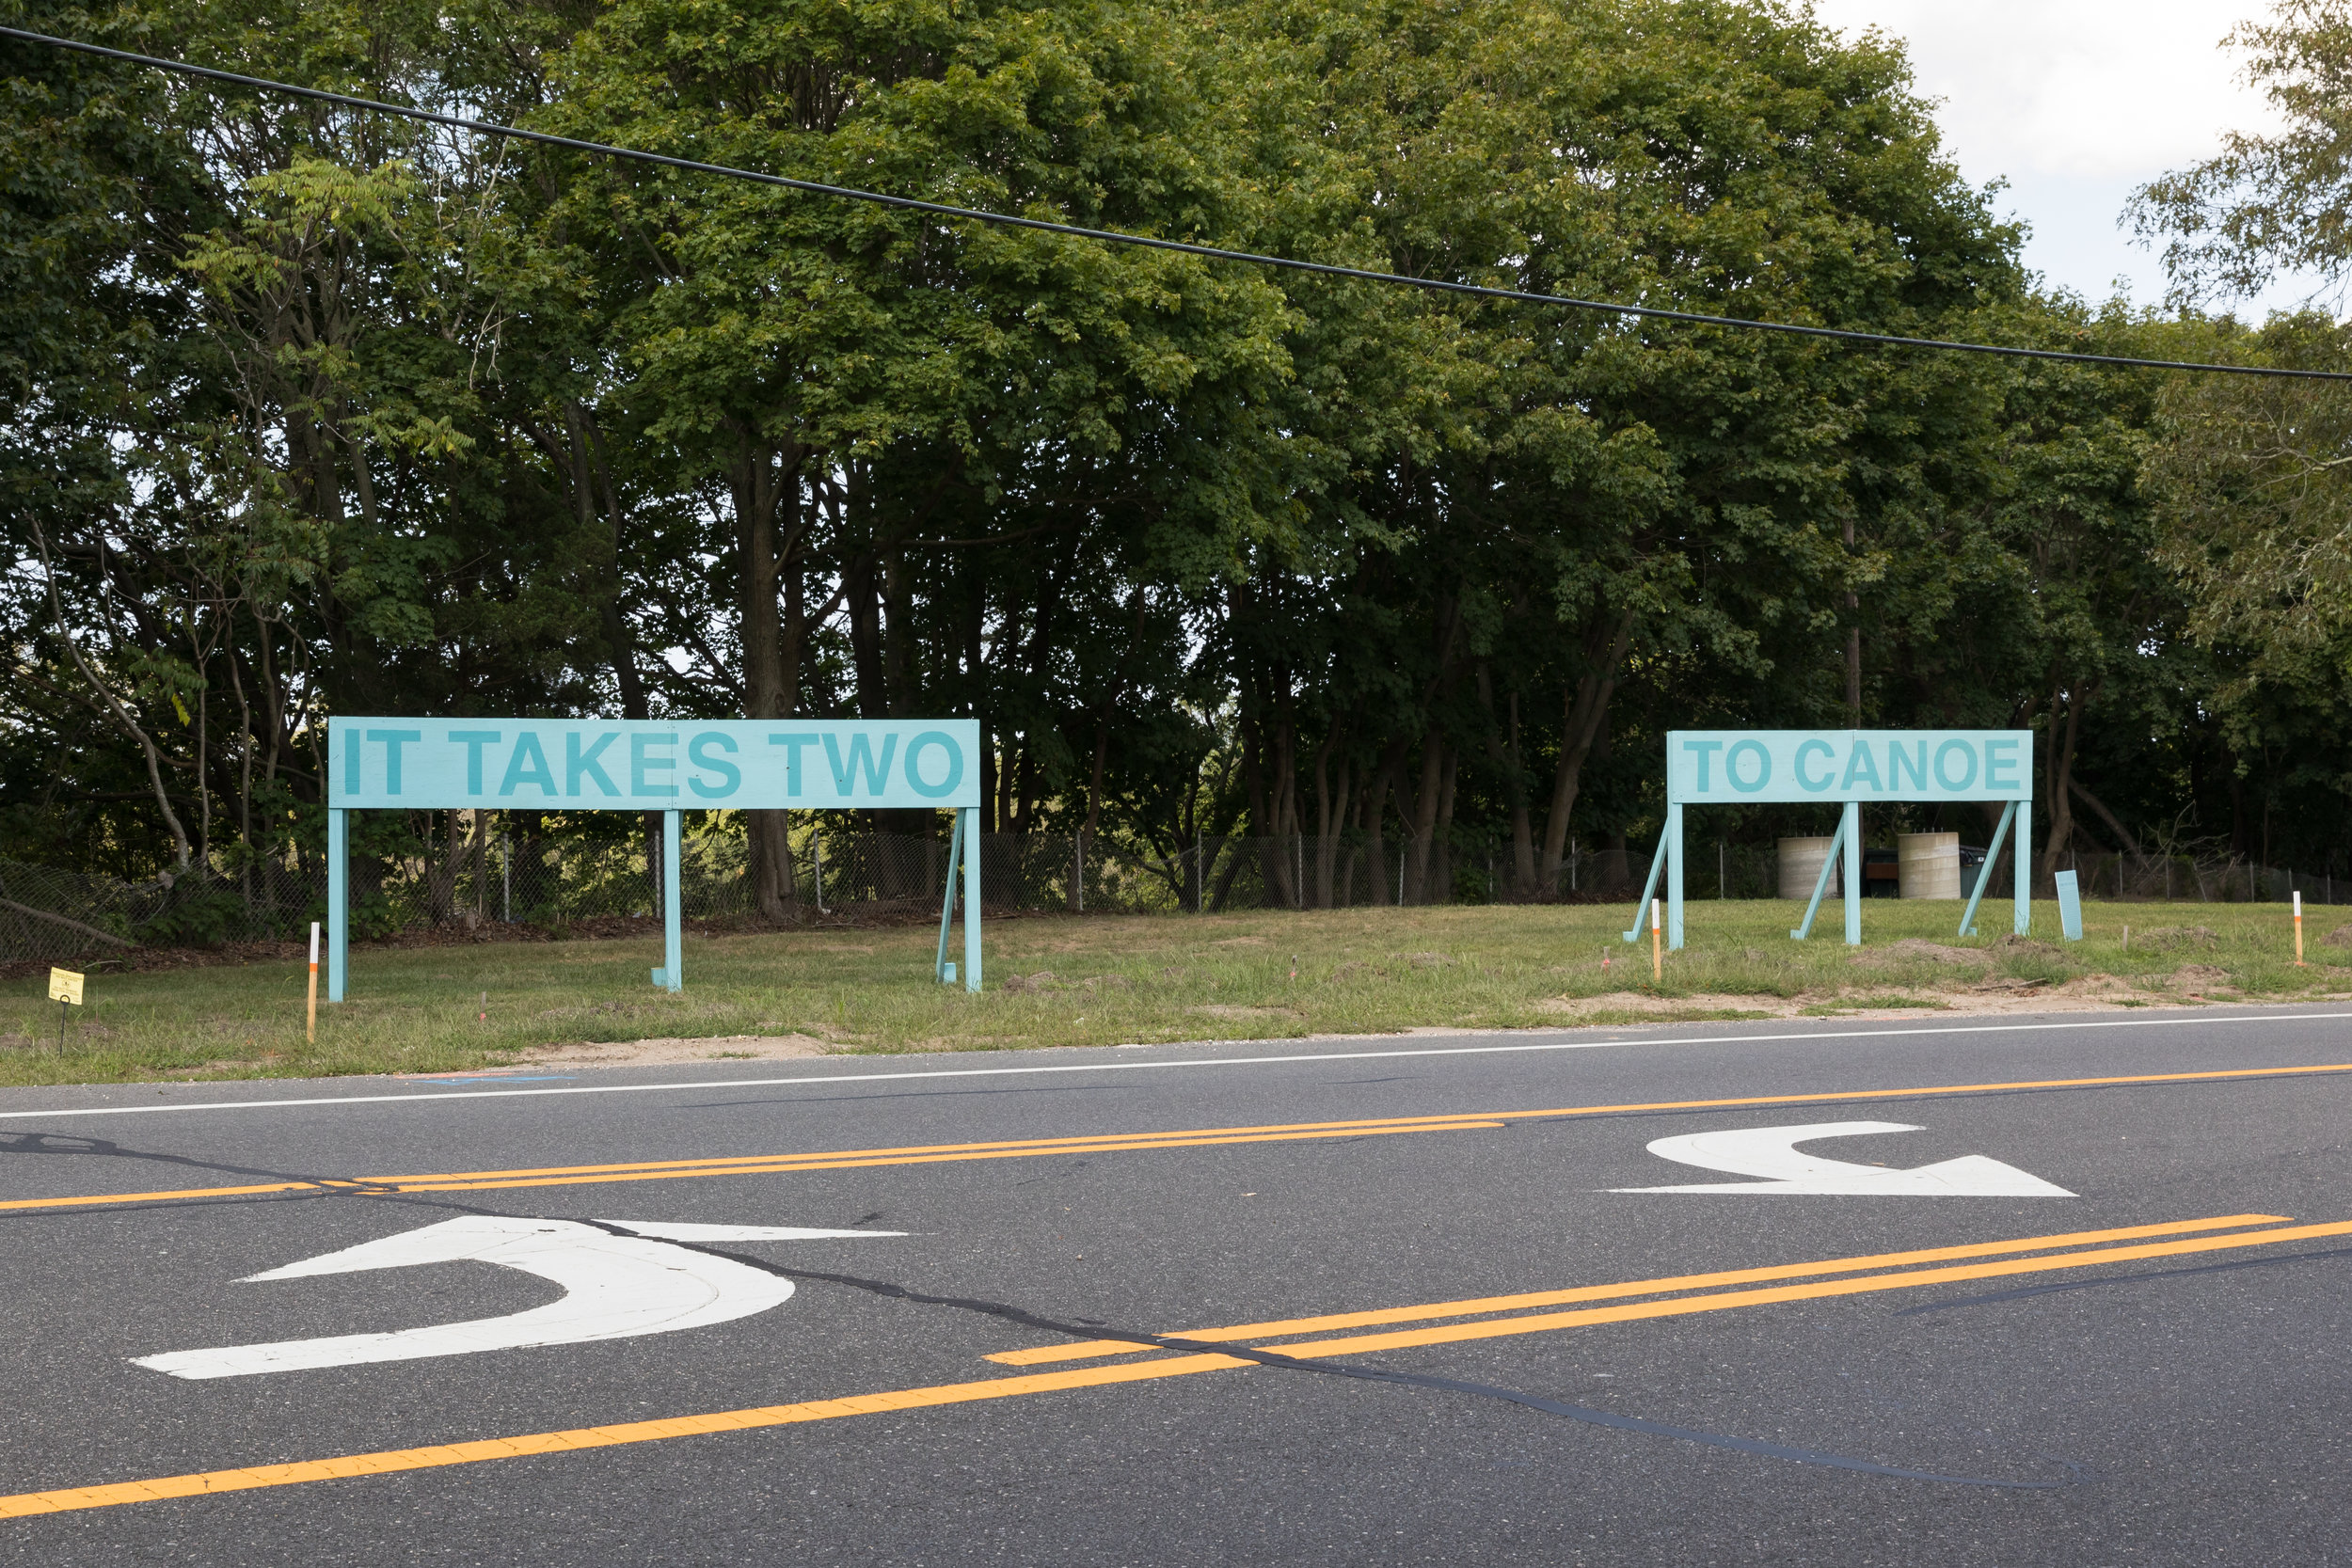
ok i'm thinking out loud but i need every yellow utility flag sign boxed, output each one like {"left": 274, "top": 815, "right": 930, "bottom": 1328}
{"left": 48, "top": 968, "right": 83, "bottom": 1006}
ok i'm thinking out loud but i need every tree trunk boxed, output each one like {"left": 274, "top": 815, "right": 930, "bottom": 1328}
{"left": 1313, "top": 740, "right": 1351, "bottom": 911}
{"left": 1072, "top": 720, "right": 1110, "bottom": 913}
{"left": 1477, "top": 667, "right": 1537, "bottom": 896}
{"left": 572, "top": 403, "right": 665, "bottom": 910}
{"left": 1363, "top": 739, "right": 1406, "bottom": 906}
{"left": 1844, "top": 514, "right": 1862, "bottom": 722}
{"left": 1268, "top": 687, "right": 1298, "bottom": 908}
{"left": 1428, "top": 745, "right": 1458, "bottom": 905}
{"left": 733, "top": 433, "right": 799, "bottom": 920}
{"left": 1402, "top": 727, "right": 1445, "bottom": 904}
{"left": 1538, "top": 612, "right": 1635, "bottom": 895}
{"left": 2038, "top": 682, "right": 2090, "bottom": 888}
{"left": 1243, "top": 701, "right": 1301, "bottom": 909}
{"left": 2070, "top": 779, "right": 2143, "bottom": 858}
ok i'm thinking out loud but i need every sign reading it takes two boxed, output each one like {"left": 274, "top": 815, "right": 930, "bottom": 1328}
{"left": 328, "top": 719, "right": 983, "bottom": 811}
{"left": 1666, "top": 730, "right": 2034, "bottom": 805}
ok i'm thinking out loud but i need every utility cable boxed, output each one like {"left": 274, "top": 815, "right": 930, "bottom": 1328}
{"left": 3, "top": 24, "right": 2347, "bottom": 383}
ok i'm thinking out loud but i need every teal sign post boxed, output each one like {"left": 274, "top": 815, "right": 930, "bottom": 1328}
{"left": 1624, "top": 729, "right": 2035, "bottom": 951}
{"left": 326, "top": 719, "right": 985, "bottom": 1002}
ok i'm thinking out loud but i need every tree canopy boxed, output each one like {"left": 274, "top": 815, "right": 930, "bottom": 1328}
{"left": 5, "top": 0, "right": 2347, "bottom": 917}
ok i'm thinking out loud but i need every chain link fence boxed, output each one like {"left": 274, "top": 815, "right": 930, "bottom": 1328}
{"left": 5, "top": 828, "right": 2347, "bottom": 964}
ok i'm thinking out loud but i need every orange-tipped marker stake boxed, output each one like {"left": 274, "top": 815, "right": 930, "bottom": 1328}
{"left": 2295, "top": 891, "right": 2306, "bottom": 966}
{"left": 305, "top": 921, "right": 319, "bottom": 1043}
{"left": 1651, "top": 897, "right": 1663, "bottom": 984}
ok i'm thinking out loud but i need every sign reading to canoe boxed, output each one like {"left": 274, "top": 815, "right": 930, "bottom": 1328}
{"left": 328, "top": 719, "right": 983, "bottom": 812}
{"left": 1666, "top": 729, "right": 2034, "bottom": 805}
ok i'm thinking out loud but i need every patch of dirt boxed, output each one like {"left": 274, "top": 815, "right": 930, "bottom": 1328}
{"left": 2138, "top": 926, "right": 2220, "bottom": 951}
{"left": 1192, "top": 1004, "right": 1300, "bottom": 1020}
{"left": 1535, "top": 976, "right": 2194, "bottom": 1021}
{"left": 1540, "top": 991, "right": 1797, "bottom": 1020}
{"left": 2326, "top": 925, "right": 2352, "bottom": 950}
{"left": 999, "top": 971, "right": 1064, "bottom": 994}
{"left": 1863, "top": 939, "right": 1988, "bottom": 966}
{"left": 1995, "top": 935, "right": 2063, "bottom": 956}
{"left": 516, "top": 1033, "right": 834, "bottom": 1068}
{"left": 2058, "top": 973, "right": 2137, "bottom": 994}
{"left": 1081, "top": 974, "right": 1134, "bottom": 992}
{"left": 2169, "top": 963, "right": 2233, "bottom": 991}
{"left": 1397, "top": 952, "right": 1454, "bottom": 968}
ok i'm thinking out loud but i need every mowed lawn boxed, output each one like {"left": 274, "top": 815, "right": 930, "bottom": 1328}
{"left": 0, "top": 898, "right": 2342, "bottom": 1086}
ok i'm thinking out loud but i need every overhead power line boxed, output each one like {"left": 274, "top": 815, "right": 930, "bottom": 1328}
{"left": 7, "top": 24, "right": 2347, "bottom": 384}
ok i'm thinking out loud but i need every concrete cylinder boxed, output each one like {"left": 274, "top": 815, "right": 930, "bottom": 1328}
{"left": 1778, "top": 836, "right": 1840, "bottom": 899}
{"left": 1898, "top": 832, "right": 1962, "bottom": 899}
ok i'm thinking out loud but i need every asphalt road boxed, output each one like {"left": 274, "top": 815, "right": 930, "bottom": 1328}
{"left": 7, "top": 1006, "right": 2352, "bottom": 1565}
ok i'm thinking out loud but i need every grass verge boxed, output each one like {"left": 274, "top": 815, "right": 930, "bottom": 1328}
{"left": 0, "top": 898, "right": 2343, "bottom": 1086}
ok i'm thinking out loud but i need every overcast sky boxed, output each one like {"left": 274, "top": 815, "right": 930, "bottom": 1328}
{"left": 1808, "top": 0, "right": 2334, "bottom": 318}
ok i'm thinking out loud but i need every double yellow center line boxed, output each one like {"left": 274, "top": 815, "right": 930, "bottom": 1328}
{"left": 5, "top": 1208, "right": 2345, "bottom": 1520}
{"left": 10, "top": 1059, "right": 2352, "bottom": 1214}
{"left": 987, "top": 1212, "right": 2299, "bottom": 1364}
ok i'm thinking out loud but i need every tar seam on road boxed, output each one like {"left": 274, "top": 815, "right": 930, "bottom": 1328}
{"left": 5, "top": 1008, "right": 2352, "bottom": 1123}
{"left": 1891, "top": 1243, "right": 2352, "bottom": 1316}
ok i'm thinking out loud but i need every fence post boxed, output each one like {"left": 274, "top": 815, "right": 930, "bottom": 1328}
{"left": 501, "top": 832, "right": 510, "bottom": 923}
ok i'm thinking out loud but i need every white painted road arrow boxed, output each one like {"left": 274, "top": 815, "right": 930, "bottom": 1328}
{"left": 1609, "top": 1120, "right": 2075, "bottom": 1196}
{"left": 134, "top": 1215, "right": 900, "bottom": 1379}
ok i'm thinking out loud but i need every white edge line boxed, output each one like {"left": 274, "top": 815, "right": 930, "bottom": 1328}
{"left": 2, "top": 1009, "right": 2349, "bottom": 1121}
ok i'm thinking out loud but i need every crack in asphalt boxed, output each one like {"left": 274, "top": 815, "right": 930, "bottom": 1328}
{"left": 0, "top": 1131, "right": 403, "bottom": 1198}
{"left": 541, "top": 1211, "right": 2085, "bottom": 1490}
{"left": 1896, "top": 1243, "right": 2352, "bottom": 1316}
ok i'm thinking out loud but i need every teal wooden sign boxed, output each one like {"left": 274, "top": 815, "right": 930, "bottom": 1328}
{"left": 328, "top": 719, "right": 981, "bottom": 810}
{"left": 1668, "top": 729, "right": 2032, "bottom": 804}
{"left": 321, "top": 717, "right": 985, "bottom": 1006}
{"left": 1630, "top": 728, "right": 2037, "bottom": 955}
